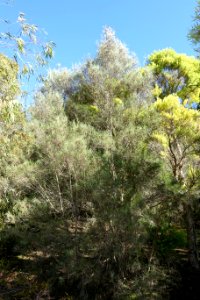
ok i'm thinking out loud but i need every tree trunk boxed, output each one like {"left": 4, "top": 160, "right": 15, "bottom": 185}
{"left": 185, "top": 203, "right": 199, "bottom": 270}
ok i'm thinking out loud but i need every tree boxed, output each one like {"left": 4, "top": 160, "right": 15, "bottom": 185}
{"left": 152, "top": 94, "right": 200, "bottom": 269}
{"left": 25, "top": 29, "right": 169, "bottom": 298}
{"left": 148, "top": 48, "right": 200, "bottom": 269}
{"left": 28, "top": 85, "right": 166, "bottom": 298}
{"left": 42, "top": 27, "right": 152, "bottom": 132}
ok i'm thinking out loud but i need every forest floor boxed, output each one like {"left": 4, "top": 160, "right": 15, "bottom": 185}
{"left": 1, "top": 221, "right": 200, "bottom": 299}
{"left": 1, "top": 251, "right": 200, "bottom": 299}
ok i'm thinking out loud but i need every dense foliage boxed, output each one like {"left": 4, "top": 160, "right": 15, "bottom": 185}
{"left": 0, "top": 6, "right": 200, "bottom": 299}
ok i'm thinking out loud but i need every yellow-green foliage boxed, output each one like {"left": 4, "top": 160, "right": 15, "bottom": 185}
{"left": 154, "top": 95, "right": 200, "bottom": 138}
{"left": 89, "top": 105, "right": 100, "bottom": 112}
{"left": 152, "top": 94, "right": 200, "bottom": 184}
{"left": 152, "top": 84, "right": 162, "bottom": 98}
{"left": 113, "top": 97, "right": 124, "bottom": 106}
{"left": 148, "top": 48, "right": 200, "bottom": 103}
{"left": 0, "top": 54, "right": 20, "bottom": 102}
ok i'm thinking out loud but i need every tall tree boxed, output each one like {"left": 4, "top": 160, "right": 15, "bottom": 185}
{"left": 27, "top": 29, "right": 167, "bottom": 298}
{"left": 148, "top": 47, "right": 200, "bottom": 269}
{"left": 153, "top": 96, "right": 200, "bottom": 268}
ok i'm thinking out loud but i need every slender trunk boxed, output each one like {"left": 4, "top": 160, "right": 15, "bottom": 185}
{"left": 55, "top": 172, "right": 64, "bottom": 215}
{"left": 185, "top": 203, "right": 199, "bottom": 270}
{"left": 69, "top": 173, "right": 79, "bottom": 261}
{"left": 169, "top": 139, "right": 199, "bottom": 269}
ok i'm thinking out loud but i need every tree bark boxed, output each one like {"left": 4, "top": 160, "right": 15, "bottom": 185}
{"left": 185, "top": 203, "right": 199, "bottom": 270}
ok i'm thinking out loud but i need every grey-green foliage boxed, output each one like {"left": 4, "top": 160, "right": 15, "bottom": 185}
{"left": 0, "top": 102, "right": 31, "bottom": 228}
{"left": 30, "top": 91, "right": 99, "bottom": 216}
{"left": 0, "top": 27, "right": 171, "bottom": 299}
{"left": 95, "top": 26, "right": 137, "bottom": 78}
{"left": 31, "top": 72, "right": 166, "bottom": 297}
{"left": 25, "top": 28, "right": 167, "bottom": 298}
{"left": 30, "top": 90, "right": 163, "bottom": 298}
{"left": 41, "top": 27, "right": 153, "bottom": 131}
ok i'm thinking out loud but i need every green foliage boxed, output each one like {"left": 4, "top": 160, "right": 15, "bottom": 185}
{"left": 0, "top": 54, "right": 20, "bottom": 102}
{"left": 148, "top": 48, "right": 200, "bottom": 104}
{"left": 150, "top": 225, "right": 187, "bottom": 259}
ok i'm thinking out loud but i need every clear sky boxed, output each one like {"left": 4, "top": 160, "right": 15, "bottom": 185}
{"left": 0, "top": 0, "right": 197, "bottom": 69}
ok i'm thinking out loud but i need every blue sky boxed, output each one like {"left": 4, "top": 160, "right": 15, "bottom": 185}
{"left": 0, "top": 0, "right": 197, "bottom": 70}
